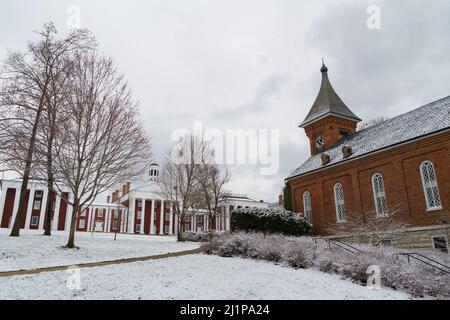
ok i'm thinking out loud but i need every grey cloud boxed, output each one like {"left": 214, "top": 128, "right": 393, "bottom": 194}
{"left": 217, "top": 73, "right": 290, "bottom": 119}
{"left": 306, "top": 0, "right": 450, "bottom": 121}
{"left": 1, "top": 0, "right": 449, "bottom": 203}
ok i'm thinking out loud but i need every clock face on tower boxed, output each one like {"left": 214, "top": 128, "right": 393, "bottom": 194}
{"left": 316, "top": 136, "right": 326, "bottom": 150}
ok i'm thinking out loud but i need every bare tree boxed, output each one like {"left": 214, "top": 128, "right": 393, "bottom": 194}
{"left": 0, "top": 23, "right": 94, "bottom": 237}
{"left": 326, "top": 207, "right": 410, "bottom": 246}
{"left": 358, "top": 116, "right": 390, "bottom": 131}
{"left": 52, "top": 50, "right": 151, "bottom": 248}
{"left": 157, "top": 135, "right": 206, "bottom": 241}
{"left": 198, "top": 162, "right": 231, "bottom": 231}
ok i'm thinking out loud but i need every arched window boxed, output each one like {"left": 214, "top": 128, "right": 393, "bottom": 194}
{"left": 372, "top": 173, "right": 388, "bottom": 217}
{"left": 334, "top": 183, "right": 346, "bottom": 222}
{"left": 420, "top": 161, "right": 442, "bottom": 210}
{"left": 303, "top": 191, "right": 313, "bottom": 224}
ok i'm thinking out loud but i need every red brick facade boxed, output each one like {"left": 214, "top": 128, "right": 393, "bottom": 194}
{"left": 287, "top": 64, "right": 450, "bottom": 249}
{"left": 289, "top": 130, "right": 450, "bottom": 235}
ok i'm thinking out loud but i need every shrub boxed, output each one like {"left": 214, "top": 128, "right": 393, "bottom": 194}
{"left": 182, "top": 230, "right": 223, "bottom": 242}
{"left": 230, "top": 208, "right": 311, "bottom": 236}
{"left": 202, "top": 232, "right": 450, "bottom": 299}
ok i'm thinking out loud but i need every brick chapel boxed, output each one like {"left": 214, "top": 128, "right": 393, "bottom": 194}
{"left": 286, "top": 62, "right": 450, "bottom": 251}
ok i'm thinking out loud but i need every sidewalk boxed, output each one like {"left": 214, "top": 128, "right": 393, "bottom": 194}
{"left": 0, "top": 247, "right": 204, "bottom": 278}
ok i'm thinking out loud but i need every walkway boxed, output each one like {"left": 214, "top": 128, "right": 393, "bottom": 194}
{"left": 0, "top": 247, "right": 204, "bottom": 278}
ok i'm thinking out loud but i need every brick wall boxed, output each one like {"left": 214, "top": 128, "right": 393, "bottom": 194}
{"left": 289, "top": 130, "right": 450, "bottom": 236}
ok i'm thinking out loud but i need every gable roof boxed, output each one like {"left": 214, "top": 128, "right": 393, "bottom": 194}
{"left": 300, "top": 62, "right": 362, "bottom": 127}
{"left": 287, "top": 95, "right": 450, "bottom": 180}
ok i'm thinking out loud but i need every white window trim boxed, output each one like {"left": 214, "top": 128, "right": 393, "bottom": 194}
{"left": 79, "top": 220, "right": 86, "bottom": 229}
{"left": 431, "top": 235, "right": 448, "bottom": 253}
{"left": 33, "top": 200, "right": 41, "bottom": 210}
{"left": 333, "top": 183, "right": 346, "bottom": 223}
{"left": 371, "top": 173, "right": 389, "bottom": 217}
{"left": 419, "top": 161, "right": 442, "bottom": 211}
{"left": 31, "top": 216, "right": 39, "bottom": 226}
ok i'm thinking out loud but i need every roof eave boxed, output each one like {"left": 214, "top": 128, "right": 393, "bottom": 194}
{"left": 299, "top": 112, "right": 362, "bottom": 128}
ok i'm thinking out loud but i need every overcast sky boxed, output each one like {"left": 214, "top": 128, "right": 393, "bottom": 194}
{"left": 1, "top": 0, "right": 449, "bottom": 203}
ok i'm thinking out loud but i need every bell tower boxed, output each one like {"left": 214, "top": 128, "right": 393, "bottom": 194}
{"left": 300, "top": 61, "right": 362, "bottom": 156}
{"left": 148, "top": 163, "right": 160, "bottom": 182}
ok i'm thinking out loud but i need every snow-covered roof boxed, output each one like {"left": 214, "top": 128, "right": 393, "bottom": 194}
{"left": 287, "top": 95, "right": 450, "bottom": 180}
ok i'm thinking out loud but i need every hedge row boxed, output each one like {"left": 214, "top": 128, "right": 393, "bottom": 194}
{"left": 230, "top": 208, "right": 311, "bottom": 236}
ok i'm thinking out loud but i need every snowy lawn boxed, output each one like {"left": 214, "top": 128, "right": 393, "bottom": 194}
{"left": 0, "top": 254, "right": 413, "bottom": 300}
{"left": 0, "top": 229, "right": 199, "bottom": 272}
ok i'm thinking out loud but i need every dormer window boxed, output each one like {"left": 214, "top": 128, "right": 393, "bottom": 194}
{"left": 339, "top": 129, "right": 351, "bottom": 138}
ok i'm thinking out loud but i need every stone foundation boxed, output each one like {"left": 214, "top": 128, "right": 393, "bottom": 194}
{"left": 326, "top": 224, "right": 450, "bottom": 251}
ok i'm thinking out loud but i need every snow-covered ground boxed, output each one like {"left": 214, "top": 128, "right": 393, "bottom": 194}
{"left": 0, "top": 254, "right": 412, "bottom": 300}
{"left": 0, "top": 229, "right": 199, "bottom": 272}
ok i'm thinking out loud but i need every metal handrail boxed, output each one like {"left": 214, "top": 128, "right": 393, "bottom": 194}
{"left": 394, "top": 252, "right": 450, "bottom": 274}
{"left": 312, "top": 237, "right": 366, "bottom": 254}
{"left": 332, "top": 238, "right": 367, "bottom": 254}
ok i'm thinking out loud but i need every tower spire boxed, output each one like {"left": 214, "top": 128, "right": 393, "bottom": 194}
{"left": 320, "top": 58, "right": 328, "bottom": 73}
{"left": 299, "top": 61, "right": 361, "bottom": 128}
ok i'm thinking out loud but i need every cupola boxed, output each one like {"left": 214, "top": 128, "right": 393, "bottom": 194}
{"left": 300, "top": 61, "right": 362, "bottom": 156}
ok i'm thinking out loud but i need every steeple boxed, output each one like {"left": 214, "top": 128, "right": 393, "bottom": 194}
{"left": 300, "top": 62, "right": 362, "bottom": 156}
{"left": 300, "top": 61, "right": 361, "bottom": 128}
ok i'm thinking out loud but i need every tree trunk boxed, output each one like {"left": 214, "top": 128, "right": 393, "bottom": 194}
{"left": 44, "top": 114, "right": 56, "bottom": 236}
{"left": 10, "top": 100, "right": 45, "bottom": 237}
{"left": 177, "top": 213, "right": 185, "bottom": 242}
{"left": 66, "top": 200, "right": 79, "bottom": 249}
{"left": 209, "top": 214, "right": 216, "bottom": 231}
{"left": 43, "top": 187, "right": 54, "bottom": 236}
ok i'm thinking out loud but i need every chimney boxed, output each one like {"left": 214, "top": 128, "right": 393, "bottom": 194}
{"left": 278, "top": 195, "right": 284, "bottom": 205}
{"left": 342, "top": 146, "right": 353, "bottom": 159}
{"left": 107, "top": 196, "right": 111, "bottom": 204}
{"left": 126, "top": 182, "right": 131, "bottom": 193}
{"left": 112, "top": 192, "right": 116, "bottom": 202}
{"left": 122, "top": 184, "right": 127, "bottom": 195}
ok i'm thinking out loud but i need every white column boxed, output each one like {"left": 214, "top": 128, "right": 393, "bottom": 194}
{"left": 225, "top": 206, "right": 231, "bottom": 231}
{"left": 24, "top": 189, "right": 35, "bottom": 230}
{"left": 168, "top": 205, "right": 173, "bottom": 235}
{"left": 139, "top": 199, "right": 145, "bottom": 234}
{"left": 38, "top": 189, "right": 48, "bottom": 230}
{"left": 128, "top": 197, "right": 135, "bottom": 234}
{"left": 88, "top": 207, "right": 96, "bottom": 231}
{"left": 191, "top": 213, "right": 195, "bottom": 231}
{"left": 65, "top": 195, "right": 74, "bottom": 232}
{"left": 159, "top": 200, "right": 164, "bottom": 235}
{"left": 105, "top": 207, "right": 110, "bottom": 233}
{"left": 86, "top": 207, "right": 91, "bottom": 232}
{"left": 0, "top": 185, "right": 7, "bottom": 225}
{"left": 150, "top": 199, "right": 155, "bottom": 234}
{"left": 9, "top": 187, "right": 21, "bottom": 228}
{"left": 52, "top": 193, "right": 61, "bottom": 231}
{"left": 174, "top": 212, "right": 179, "bottom": 235}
